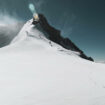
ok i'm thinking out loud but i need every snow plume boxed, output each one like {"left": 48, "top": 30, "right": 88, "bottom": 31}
{"left": 0, "top": 11, "right": 24, "bottom": 47}
{"left": 29, "top": 3, "right": 36, "bottom": 14}
{"left": 28, "top": 0, "right": 44, "bottom": 13}
{"left": 59, "top": 13, "right": 76, "bottom": 38}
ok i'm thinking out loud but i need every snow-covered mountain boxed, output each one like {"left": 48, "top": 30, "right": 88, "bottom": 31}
{"left": 0, "top": 16, "right": 105, "bottom": 105}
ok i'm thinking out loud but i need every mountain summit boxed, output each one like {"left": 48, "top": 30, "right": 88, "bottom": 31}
{"left": 12, "top": 14, "right": 93, "bottom": 61}
{"left": 32, "top": 14, "right": 94, "bottom": 61}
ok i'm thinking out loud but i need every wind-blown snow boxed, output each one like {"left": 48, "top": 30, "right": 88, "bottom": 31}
{"left": 0, "top": 20, "right": 105, "bottom": 105}
{"left": 0, "top": 22, "right": 24, "bottom": 47}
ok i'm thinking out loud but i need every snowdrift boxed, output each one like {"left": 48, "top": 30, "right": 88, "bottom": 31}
{"left": 0, "top": 19, "right": 105, "bottom": 105}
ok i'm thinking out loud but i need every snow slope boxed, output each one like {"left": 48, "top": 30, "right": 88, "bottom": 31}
{"left": 0, "top": 20, "right": 105, "bottom": 105}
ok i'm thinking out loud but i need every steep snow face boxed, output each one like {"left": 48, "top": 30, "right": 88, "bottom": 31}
{"left": 0, "top": 22, "right": 24, "bottom": 47}
{"left": 0, "top": 20, "right": 105, "bottom": 105}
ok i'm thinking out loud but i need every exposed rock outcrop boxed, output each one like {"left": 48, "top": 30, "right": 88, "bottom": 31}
{"left": 33, "top": 14, "right": 94, "bottom": 61}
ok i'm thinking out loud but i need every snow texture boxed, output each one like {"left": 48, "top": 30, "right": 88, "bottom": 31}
{"left": 0, "top": 20, "right": 105, "bottom": 105}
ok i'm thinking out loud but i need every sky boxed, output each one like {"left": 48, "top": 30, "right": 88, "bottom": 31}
{"left": 0, "top": 0, "right": 105, "bottom": 61}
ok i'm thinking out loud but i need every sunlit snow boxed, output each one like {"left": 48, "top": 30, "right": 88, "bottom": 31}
{"left": 0, "top": 19, "right": 105, "bottom": 105}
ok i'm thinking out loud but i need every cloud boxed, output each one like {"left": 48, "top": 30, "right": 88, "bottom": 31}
{"left": 0, "top": 10, "right": 23, "bottom": 25}
{"left": 0, "top": 10, "right": 24, "bottom": 47}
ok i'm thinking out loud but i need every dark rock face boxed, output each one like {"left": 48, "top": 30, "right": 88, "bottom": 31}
{"left": 33, "top": 14, "right": 94, "bottom": 61}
